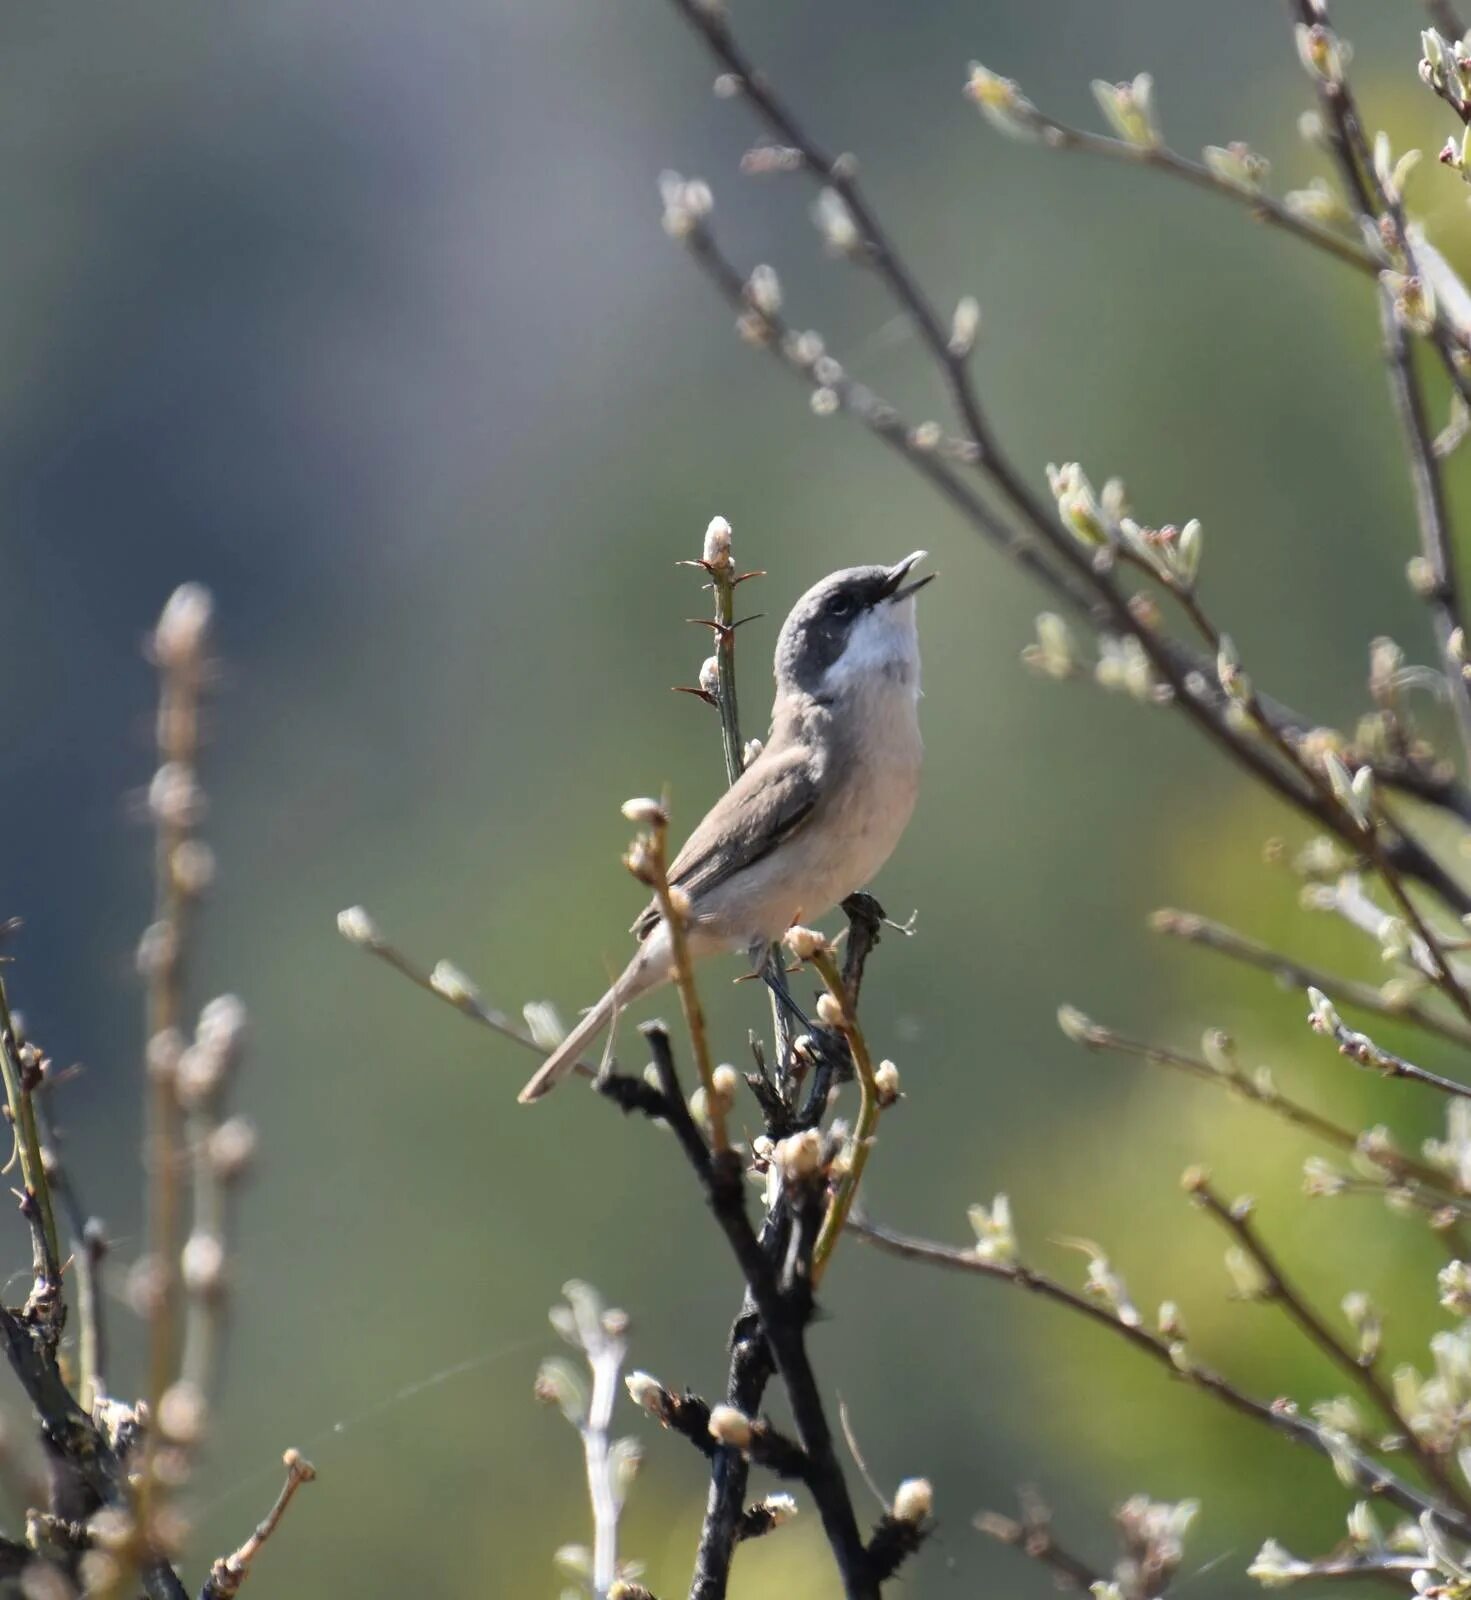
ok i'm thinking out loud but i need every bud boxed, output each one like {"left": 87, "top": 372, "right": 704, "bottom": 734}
{"left": 874, "top": 1059, "right": 901, "bottom": 1106}
{"left": 337, "top": 906, "right": 380, "bottom": 947}
{"left": 757, "top": 1492, "right": 798, "bottom": 1525}
{"left": 745, "top": 266, "right": 782, "bottom": 318}
{"left": 1203, "top": 142, "right": 1269, "bottom": 194}
{"left": 181, "top": 1232, "right": 226, "bottom": 1296}
{"left": 621, "top": 797, "right": 668, "bottom": 827}
{"left": 208, "top": 1116, "right": 257, "bottom": 1181}
{"left": 157, "top": 1380, "right": 208, "bottom": 1446}
{"left": 702, "top": 515, "right": 734, "bottom": 572}
{"left": 625, "top": 1372, "right": 666, "bottom": 1415}
{"left": 783, "top": 925, "right": 827, "bottom": 961}
{"left": 710, "top": 1064, "right": 740, "bottom": 1112}
{"left": 699, "top": 655, "right": 722, "bottom": 697}
{"left": 812, "top": 188, "right": 859, "bottom": 255}
{"left": 1091, "top": 73, "right": 1160, "bottom": 148}
{"left": 892, "top": 1478, "right": 933, "bottom": 1524}
{"left": 964, "top": 63, "right": 1039, "bottom": 141}
{"left": 152, "top": 584, "right": 213, "bottom": 667}
{"left": 430, "top": 961, "right": 478, "bottom": 1006}
{"left": 949, "top": 295, "right": 981, "bottom": 356}
{"left": 771, "top": 1129, "right": 824, "bottom": 1182}
{"left": 816, "top": 992, "right": 846, "bottom": 1028}
{"left": 707, "top": 1404, "right": 753, "bottom": 1449}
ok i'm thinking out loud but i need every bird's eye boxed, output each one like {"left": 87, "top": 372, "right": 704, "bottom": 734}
{"left": 828, "top": 593, "right": 854, "bottom": 618}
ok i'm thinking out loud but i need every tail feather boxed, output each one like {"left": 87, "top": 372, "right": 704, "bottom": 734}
{"left": 516, "top": 986, "right": 618, "bottom": 1103}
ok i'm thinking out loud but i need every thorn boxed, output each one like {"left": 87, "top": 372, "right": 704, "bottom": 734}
{"left": 732, "top": 569, "right": 767, "bottom": 585}
{"left": 672, "top": 686, "right": 719, "bottom": 706}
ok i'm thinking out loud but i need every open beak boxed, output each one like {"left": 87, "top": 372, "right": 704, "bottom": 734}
{"left": 883, "top": 550, "right": 935, "bottom": 603}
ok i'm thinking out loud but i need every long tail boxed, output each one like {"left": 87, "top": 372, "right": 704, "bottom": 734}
{"left": 516, "top": 986, "right": 619, "bottom": 1103}
{"left": 518, "top": 928, "right": 676, "bottom": 1104}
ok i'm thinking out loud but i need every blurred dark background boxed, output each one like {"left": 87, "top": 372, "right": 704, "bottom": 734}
{"left": 2, "top": 0, "right": 1467, "bottom": 1592}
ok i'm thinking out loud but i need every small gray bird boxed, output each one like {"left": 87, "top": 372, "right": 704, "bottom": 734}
{"left": 518, "top": 552, "right": 932, "bottom": 1103}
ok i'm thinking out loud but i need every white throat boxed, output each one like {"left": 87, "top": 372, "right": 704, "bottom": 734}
{"left": 819, "top": 599, "right": 921, "bottom": 700}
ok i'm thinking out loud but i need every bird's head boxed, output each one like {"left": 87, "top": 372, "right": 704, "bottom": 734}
{"left": 773, "top": 552, "right": 933, "bottom": 700}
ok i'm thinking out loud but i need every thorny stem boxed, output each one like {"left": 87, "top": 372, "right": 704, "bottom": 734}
{"left": 1189, "top": 1179, "right": 1471, "bottom": 1513}
{"left": 1149, "top": 906, "right": 1471, "bottom": 1050}
{"left": 850, "top": 1217, "right": 1471, "bottom": 1540}
{"left": 1032, "top": 114, "right": 1376, "bottom": 274}
{"left": 808, "top": 950, "right": 881, "bottom": 1285}
{"left": 0, "top": 974, "right": 61, "bottom": 1305}
{"left": 692, "top": 545, "right": 799, "bottom": 1091}
{"left": 199, "top": 1449, "right": 317, "bottom": 1600}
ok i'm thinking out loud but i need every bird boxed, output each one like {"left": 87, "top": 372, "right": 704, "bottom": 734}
{"left": 517, "top": 551, "right": 933, "bottom": 1103}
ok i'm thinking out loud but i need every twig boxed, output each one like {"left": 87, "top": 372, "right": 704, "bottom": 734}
{"left": 198, "top": 1449, "right": 316, "bottom": 1600}
{"left": 1058, "top": 1005, "right": 1463, "bottom": 1207}
{"left": 0, "top": 973, "right": 61, "bottom": 1311}
{"left": 1287, "top": 0, "right": 1471, "bottom": 759}
{"left": 1306, "top": 987, "right": 1471, "bottom": 1100}
{"left": 806, "top": 946, "right": 881, "bottom": 1284}
{"left": 1187, "top": 1177, "right": 1471, "bottom": 1513}
{"left": 1028, "top": 113, "right": 1375, "bottom": 274}
{"left": 850, "top": 1216, "right": 1471, "bottom": 1540}
{"left": 1149, "top": 906, "right": 1471, "bottom": 1049}
{"left": 639, "top": 817, "right": 728, "bottom": 1156}
{"left": 974, "top": 1502, "right": 1105, "bottom": 1593}
{"left": 139, "top": 584, "right": 214, "bottom": 1545}
{"left": 337, "top": 909, "right": 607, "bottom": 1081}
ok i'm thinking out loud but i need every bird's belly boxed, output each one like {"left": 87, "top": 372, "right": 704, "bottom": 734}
{"left": 696, "top": 745, "right": 920, "bottom": 944}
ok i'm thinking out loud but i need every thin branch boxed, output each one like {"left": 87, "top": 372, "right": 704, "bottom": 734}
{"left": 1059, "top": 1006, "right": 1462, "bottom": 1204}
{"left": 0, "top": 974, "right": 61, "bottom": 1312}
{"left": 338, "top": 911, "right": 607, "bottom": 1082}
{"left": 198, "top": 1449, "right": 316, "bottom": 1600}
{"left": 1306, "top": 987, "right": 1471, "bottom": 1100}
{"left": 806, "top": 946, "right": 882, "bottom": 1284}
{"left": 1287, "top": 0, "right": 1471, "bottom": 760}
{"left": 1188, "top": 1178, "right": 1471, "bottom": 1513}
{"left": 1149, "top": 906, "right": 1471, "bottom": 1050}
{"left": 1380, "top": 289, "right": 1471, "bottom": 766}
{"left": 974, "top": 1503, "right": 1105, "bottom": 1594}
{"left": 1029, "top": 114, "right": 1375, "bottom": 274}
{"left": 641, "top": 817, "right": 729, "bottom": 1156}
{"left": 139, "top": 584, "right": 214, "bottom": 1545}
{"left": 850, "top": 1216, "right": 1471, "bottom": 1541}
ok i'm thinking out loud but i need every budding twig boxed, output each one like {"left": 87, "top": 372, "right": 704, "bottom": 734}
{"left": 1306, "top": 986, "right": 1471, "bottom": 1101}
{"left": 851, "top": 1215, "right": 1471, "bottom": 1539}
{"left": 139, "top": 582, "right": 213, "bottom": 1548}
{"left": 0, "top": 972, "right": 61, "bottom": 1310}
{"left": 1149, "top": 906, "right": 1471, "bottom": 1050}
{"left": 199, "top": 1449, "right": 316, "bottom": 1600}
{"left": 802, "top": 944, "right": 881, "bottom": 1284}
{"left": 1187, "top": 1177, "right": 1471, "bottom": 1512}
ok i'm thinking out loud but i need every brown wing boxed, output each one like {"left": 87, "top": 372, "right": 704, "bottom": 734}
{"left": 631, "top": 740, "right": 820, "bottom": 941}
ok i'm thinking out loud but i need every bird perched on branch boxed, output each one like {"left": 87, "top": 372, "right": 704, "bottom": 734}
{"left": 518, "top": 552, "right": 932, "bottom": 1103}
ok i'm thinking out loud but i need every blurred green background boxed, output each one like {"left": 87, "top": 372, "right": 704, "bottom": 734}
{"left": 3, "top": 0, "right": 1471, "bottom": 1593}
